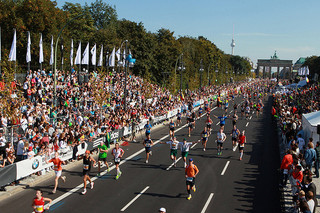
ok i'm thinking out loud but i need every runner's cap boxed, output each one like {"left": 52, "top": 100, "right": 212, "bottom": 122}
{"left": 85, "top": 150, "right": 90, "bottom": 154}
{"left": 159, "top": 207, "right": 166, "bottom": 212}
{"left": 189, "top": 158, "right": 193, "bottom": 162}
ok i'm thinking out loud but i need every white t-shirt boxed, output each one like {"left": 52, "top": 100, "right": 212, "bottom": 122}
{"left": 166, "top": 140, "right": 179, "bottom": 150}
{"left": 179, "top": 142, "right": 193, "bottom": 152}
{"left": 307, "top": 199, "right": 315, "bottom": 213}
{"left": 217, "top": 132, "right": 226, "bottom": 143}
{"left": 112, "top": 148, "right": 124, "bottom": 158}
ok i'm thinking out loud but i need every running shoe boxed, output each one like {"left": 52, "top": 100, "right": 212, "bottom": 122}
{"left": 52, "top": 189, "right": 56, "bottom": 194}
{"left": 193, "top": 186, "right": 196, "bottom": 192}
{"left": 61, "top": 176, "right": 66, "bottom": 183}
{"left": 82, "top": 189, "right": 87, "bottom": 195}
{"left": 187, "top": 194, "right": 192, "bottom": 200}
{"left": 107, "top": 168, "right": 110, "bottom": 172}
{"left": 146, "top": 160, "right": 148, "bottom": 164}
{"left": 115, "top": 175, "right": 119, "bottom": 180}
{"left": 97, "top": 173, "right": 101, "bottom": 177}
{"left": 203, "top": 148, "right": 206, "bottom": 151}
{"left": 90, "top": 182, "right": 94, "bottom": 189}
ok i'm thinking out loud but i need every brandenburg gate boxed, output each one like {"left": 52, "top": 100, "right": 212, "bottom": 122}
{"left": 257, "top": 52, "right": 293, "bottom": 80}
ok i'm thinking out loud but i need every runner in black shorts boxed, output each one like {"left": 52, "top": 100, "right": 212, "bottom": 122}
{"left": 177, "top": 110, "right": 182, "bottom": 126}
{"left": 80, "top": 150, "right": 96, "bottom": 195}
{"left": 188, "top": 115, "right": 194, "bottom": 137}
{"left": 143, "top": 135, "right": 153, "bottom": 163}
{"left": 169, "top": 119, "right": 176, "bottom": 138}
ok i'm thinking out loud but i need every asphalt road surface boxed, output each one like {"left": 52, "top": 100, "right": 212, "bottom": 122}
{"left": 0, "top": 96, "right": 281, "bottom": 213}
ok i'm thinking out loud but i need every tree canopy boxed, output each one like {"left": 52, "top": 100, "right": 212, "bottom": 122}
{"left": 0, "top": 0, "right": 253, "bottom": 92}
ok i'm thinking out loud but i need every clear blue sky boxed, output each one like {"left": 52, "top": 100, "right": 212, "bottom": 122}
{"left": 56, "top": 0, "right": 320, "bottom": 65}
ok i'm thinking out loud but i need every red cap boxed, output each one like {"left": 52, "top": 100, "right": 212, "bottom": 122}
{"left": 85, "top": 150, "right": 90, "bottom": 154}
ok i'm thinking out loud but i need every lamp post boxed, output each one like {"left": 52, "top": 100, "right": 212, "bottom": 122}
{"left": 199, "top": 59, "right": 204, "bottom": 90}
{"left": 118, "top": 40, "right": 135, "bottom": 111}
{"left": 207, "top": 62, "right": 211, "bottom": 86}
{"left": 215, "top": 64, "right": 219, "bottom": 85}
{"left": 177, "top": 54, "right": 185, "bottom": 94}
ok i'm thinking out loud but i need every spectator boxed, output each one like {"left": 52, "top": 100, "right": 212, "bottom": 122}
{"left": 302, "top": 176, "right": 317, "bottom": 212}
{"left": 315, "top": 141, "right": 320, "bottom": 178}
{"left": 0, "top": 133, "right": 6, "bottom": 159}
{"left": 297, "top": 134, "right": 306, "bottom": 152}
{"left": 280, "top": 150, "right": 293, "bottom": 187}
{"left": 298, "top": 190, "right": 311, "bottom": 213}
{"left": 304, "top": 142, "right": 316, "bottom": 170}
{"left": 306, "top": 191, "right": 315, "bottom": 213}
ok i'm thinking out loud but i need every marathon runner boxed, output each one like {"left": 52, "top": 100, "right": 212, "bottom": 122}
{"left": 245, "top": 105, "right": 250, "bottom": 120}
{"left": 206, "top": 116, "right": 213, "bottom": 133}
{"left": 143, "top": 134, "right": 154, "bottom": 163}
{"left": 233, "top": 103, "right": 238, "bottom": 113}
{"left": 188, "top": 114, "right": 194, "bottom": 137}
{"left": 201, "top": 127, "right": 209, "bottom": 151}
{"left": 179, "top": 139, "right": 201, "bottom": 168}
{"left": 213, "top": 114, "right": 229, "bottom": 130}
{"left": 232, "top": 111, "right": 238, "bottom": 126}
{"left": 216, "top": 128, "right": 227, "bottom": 155}
{"left": 32, "top": 190, "right": 52, "bottom": 213}
{"left": 160, "top": 137, "right": 179, "bottom": 167}
{"left": 238, "top": 130, "right": 246, "bottom": 160}
{"left": 230, "top": 125, "right": 240, "bottom": 151}
{"left": 46, "top": 152, "right": 66, "bottom": 194}
{"left": 80, "top": 150, "right": 96, "bottom": 195}
{"left": 97, "top": 141, "right": 110, "bottom": 177}
{"left": 224, "top": 99, "right": 229, "bottom": 113}
{"left": 144, "top": 120, "right": 152, "bottom": 137}
{"left": 177, "top": 110, "right": 182, "bottom": 126}
{"left": 198, "top": 105, "right": 203, "bottom": 119}
{"left": 112, "top": 143, "right": 125, "bottom": 180}
{"left": 185, "top": 158, "right": 199, "bottom": 200}
{"left": 169, "top": 119, "right": 176, "bottom": 138}
{"left": 240, "top": 104, "right": 245, "bottom": 119}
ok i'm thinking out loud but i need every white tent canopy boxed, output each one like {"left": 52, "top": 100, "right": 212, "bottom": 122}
{"left": 302, "top": 111, "right": 320, "bottom": 144}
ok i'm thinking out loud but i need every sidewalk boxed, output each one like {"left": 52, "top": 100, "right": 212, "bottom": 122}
{"left": 278, "top": 126, "right": 320, "bottom": 213}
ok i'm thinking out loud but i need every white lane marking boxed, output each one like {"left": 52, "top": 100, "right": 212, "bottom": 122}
{"left": 166, "top": 157, "right": 182, "bottom": 170}
{"left": 249, "top": 116, "right": 252, "bottom": 120}
{"left": 191, "top": 142, "right": 198, "bottom": 149}
{"left": 221, "top": 161, "right": 230, "bottom": 175}
{"left": 44, "top": 105, "right": 220, "bottom": 209}
{"left": 216, "top": 122, "right": 220, "bottom": 126}
{"left": 200, "top": 193, "right": 215, "bottom": 213}
{"left": 246, "top": 122, "right": 249, "bottom": 127}
{"left": 120, "top": 186, "right": 150, "bottom": 211}
{"left": 229, "top": 110, "right": 233, "bottom": 114}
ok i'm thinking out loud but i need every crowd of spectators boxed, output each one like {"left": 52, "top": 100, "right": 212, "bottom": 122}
{"left": 0, "top": 68, "right": 246, "bottom": 169}
{"left": 276, "top": 83, "right": 320, "bottom": 213}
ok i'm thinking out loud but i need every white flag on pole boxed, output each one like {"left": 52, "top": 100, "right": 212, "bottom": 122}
{"left": 8, "top": 29, "right": 16, "bottom": 61}
{"left": 81, "top": 43, "right": 89, "bottom": 65}
{"left": 90, "top": 43, "right": 96, "bottom": 66}
{"left": 26, "top": 31, "right": 31, "bottom": 63}
{"left": 306, "top": 66, "right": 310, "bottom": 76}
{"left": 74, "top": 41, "right": 81, "bottom": 65}
{"left": 39, "top": 33, "right": 44, "bottom": 64}
{"left": 116, "top": 48, "right": 121, "bottom": 61}
{"left": 109, "top": 47, "right": 115, "bottom": 67}
{"left": 49, "top": 36, "right": 54, "bottom": 65}
{"left": 70, "top": 39, "right": 73, "bottom": 66}
{"left": 98, "top": 45, "right": 103, "bottom": 67}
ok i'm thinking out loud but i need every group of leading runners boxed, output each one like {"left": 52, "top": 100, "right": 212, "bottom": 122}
{"left": 33, "top": 90, "right": 266, "bottom": 211}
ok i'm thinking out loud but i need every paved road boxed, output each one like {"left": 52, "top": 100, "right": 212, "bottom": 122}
{"left": 0, "top": 96, "right": 281, "bottom": 213}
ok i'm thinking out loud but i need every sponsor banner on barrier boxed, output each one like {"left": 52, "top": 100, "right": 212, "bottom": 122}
{"left": 0, "top": 164, "right": 16, "bottom": 187}
{"left": 16, "top": 143, "right": 88, "bottom": 180}
{"left": 123, "top": 126, "right": 132, "bottom": 136}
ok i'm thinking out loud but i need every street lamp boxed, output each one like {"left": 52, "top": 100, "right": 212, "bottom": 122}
{"left": 215, "top": 64, "right": 219, "bottom": 84}
{"left": 199, "top": 59, "right": 204, "bottom": 89}
{"left": 177, "top": 54, "right": 186, "bottom": 94}
{"left": 118, "top": 40, "right": 136, "bottom": 111}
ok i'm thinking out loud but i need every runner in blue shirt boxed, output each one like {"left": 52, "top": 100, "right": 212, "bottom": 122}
{"left": 144, "top": 120, "right": 152, "bottom": 136}
{"left": 213, "top": 114, "right": 230, "bottom": 130}
{"left": 177, "top": 110, "right": 182, "bottom": 126}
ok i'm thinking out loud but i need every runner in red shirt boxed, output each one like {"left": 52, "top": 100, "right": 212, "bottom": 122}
{"left": 32, "top": 190, "right": 52, "bottom": 213}
{"left": 238, "top": 130, "right": 246, "bottom": 161}
{"left": 46, "top": 152, "right": 66, "bottom": 194}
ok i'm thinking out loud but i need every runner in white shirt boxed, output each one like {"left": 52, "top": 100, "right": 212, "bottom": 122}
{"left": 112, "top": 143, "right": 124, "bottom": 180}
{"left": 160, "top": 137, "right": 180, "bottom": 167}
{"left": 179, "top": 139, "right": 201, "bottom": 168}
{"left": 216, "top": 128, "right": 227, "bottom": 156}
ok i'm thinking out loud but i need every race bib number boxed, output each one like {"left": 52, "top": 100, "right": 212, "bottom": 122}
{"left": 145, "top": 144, "right": 151, "bottom": 148}
{"left": 186, "top": 177, "right": 193, "bottom": 182}
{"left": 239, "top": 144, "right": 244, "bottom": 147}
{"left": 115, "top": 158, "right": 120, "bottom": 163}
{"left": 83, "top": 164, "right": 89, "bottom": 170}
{"left": 35, "top": 205, "right": 44, "bottom": 212}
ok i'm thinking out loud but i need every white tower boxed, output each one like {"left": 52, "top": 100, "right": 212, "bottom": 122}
{"left": 231, "top": 25, "right": 235, "bottom": 55}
